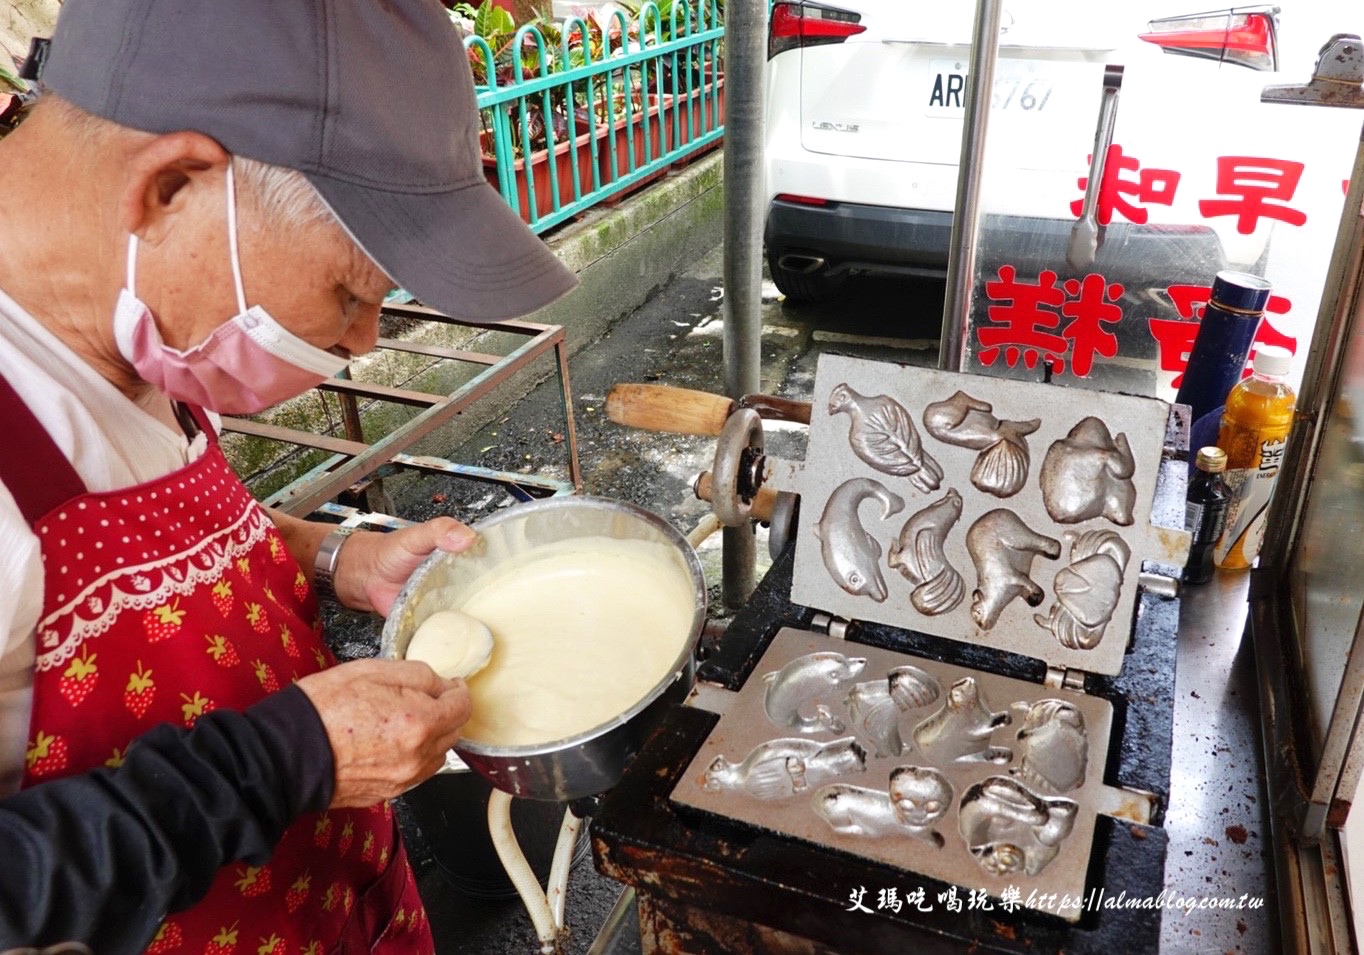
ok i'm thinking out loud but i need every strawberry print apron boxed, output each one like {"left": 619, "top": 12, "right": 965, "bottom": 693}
{"left": 1, "top": 374, "right": 433, "bottom": 954}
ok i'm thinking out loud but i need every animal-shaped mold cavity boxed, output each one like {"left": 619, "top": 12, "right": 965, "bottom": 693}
{"left": 814, "top": 477, "right": 904, "bottom": 602}
{"left": 966, "top": 510, "right": 1061, "bottom": 630}
{"left": 828, "top": 383, "right": 943, "bottom": 493}
{"left": 844, "top": 679, "right": 908, "bottom": 758}
{"left": 1011, "top": 700, "right": 1088, "bottom": 794}
{"left": 843, "top": 665, "right": 943, "bottom": 758}
{"left": 887, "top": 665, "right": 940, "bottom": 709}
{"left": 921, "top": 392, "right": 1040, "bottom": 498}
{"left": 912, "top": 677, "right": 1012, "bottom": 764}
{"left": 958, "top": 776, "right": 1078, "bottom": 877}
{"left": 888, "top": 766, "right": 952, "bottom": 839}
{"left": 812, "top": 782, "right": 945, "bottom": 846}
{"left": 702, "top": 737, "right": 868, "bottom": 800}
{"left": 762, "top": 651, "right": 868, "bottom": 735}
{"left": 1039, "top": 417, "right": 1137, "bottom": 526}
{"left": 1034, "top": 529, "right": 1132, "bottom": 651}
{"left": 888, "top": 489, "right": 965, "bottom": 616}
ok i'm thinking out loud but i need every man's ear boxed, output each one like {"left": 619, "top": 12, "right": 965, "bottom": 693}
{"left": 119, "top": 131, "right": 230, "bottom": 245}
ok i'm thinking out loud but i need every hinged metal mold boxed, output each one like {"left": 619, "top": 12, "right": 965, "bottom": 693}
{"left": 670, "top": 355, "right": 1181, "bottom": 924}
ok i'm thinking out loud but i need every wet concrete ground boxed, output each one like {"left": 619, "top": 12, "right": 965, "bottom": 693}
{"left": 316, "top": 244, "right": 945, "bottom": 953}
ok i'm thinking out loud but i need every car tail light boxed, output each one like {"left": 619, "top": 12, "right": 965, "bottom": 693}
{"left": 775, "top": 193, "right": 831, "bottom": 206}
{"left": 769, "top": 2, "right": 867, "bottom": 60}
{"left": 1138, "top": 9, "right": 1278, "bottom": 71}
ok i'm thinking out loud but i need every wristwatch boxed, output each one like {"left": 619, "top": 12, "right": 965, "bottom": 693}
{"left": 313, "top": 527, "right": 357, "bottom": 603}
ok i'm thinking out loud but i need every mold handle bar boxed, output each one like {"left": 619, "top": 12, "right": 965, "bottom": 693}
{"left": 607, "top": 383, "right": 812, "bottom": 437}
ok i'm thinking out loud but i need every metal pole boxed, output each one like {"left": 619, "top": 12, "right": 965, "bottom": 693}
{"left": 720, "top": 0, "right": 766, "bottom": 609}
{"left": 938, "top": 0, "right": 1005, "bottom": 372}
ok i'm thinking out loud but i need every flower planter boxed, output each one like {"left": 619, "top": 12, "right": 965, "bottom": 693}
{"left": 667, "top": 77, "right": 724, "bottom": 160}
{"left": 597, "top": 98, "right": 672, "bottom": 202}
{"left": 481, "top": 126, "right": 604, "bottom": 226}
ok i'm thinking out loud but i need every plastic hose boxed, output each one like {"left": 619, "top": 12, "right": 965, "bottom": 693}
{"left": 687, "top": 512, "right": 723, "bottom": 549}
{"left": 546, "top": 809, "right": 583, "bottom": 929}
{"left": 488, "top": 789, "right": 558, "bottom": 953}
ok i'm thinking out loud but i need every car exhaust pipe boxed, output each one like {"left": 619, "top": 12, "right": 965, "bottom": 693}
{"left": 777, "top": 253, "right": 826, "bottom": 275}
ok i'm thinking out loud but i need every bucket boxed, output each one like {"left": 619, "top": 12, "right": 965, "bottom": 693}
{"left": 402, "top": 769, "right": 590, "bottom": 901}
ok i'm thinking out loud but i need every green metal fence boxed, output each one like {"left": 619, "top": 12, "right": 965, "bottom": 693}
{"left": 467, "top": 1, "right": 725, "bottom": 234}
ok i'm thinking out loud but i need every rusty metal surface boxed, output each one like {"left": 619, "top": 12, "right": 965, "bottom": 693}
{"left": 790, "top": 354, "right": 1185, "bottom": 676}
{"left": 672, "top": 629, "right": 1121, "bottom": 923}
{"left": 223, "top": 313, "right": 578, "bottom": 517}
{"left": 637, "top": 895, "right": 850, "bottom": 955}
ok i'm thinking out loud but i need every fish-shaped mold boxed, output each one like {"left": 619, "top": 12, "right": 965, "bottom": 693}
{"left": 813, "top": 783, "right": 944, "bottom": 846}
{"left": 1011, "top": 700, "right": 1088, "bottom": 794}
{"left": 828, "top": 384, "right": 943, "bottom": 493}
{"left": 703, "top": 736, "right": 868, "bottom": 800}
{"left": 762, "top": 651, "right": 868, "bottom": 735}
{"left": 912, "top": 677, "right": 1012, "bottom": 764}
{"left": 1034, "top": 529, "right": 1132, "bottom": 650}
{"left": 958, "top": 776, "right": 1079, "bottom": 877}
{"left": 1039, "top": 417, "right": 1138, "bottom": 526}
{"left": 814, "top": 477, "right": 904, "bottom": 602}
{"left": 921, "top": 392, "right": 1040, "bottom": 498}
{"left": 887, "top": 489, "right": 965, "bottom": 616}
{"left": 966, "top": 510, "right": 1061, "bottom": 630}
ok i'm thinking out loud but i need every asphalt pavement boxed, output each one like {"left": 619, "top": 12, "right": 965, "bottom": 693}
{"left": 319, "top": 244, "right": 945, "bottom": 954}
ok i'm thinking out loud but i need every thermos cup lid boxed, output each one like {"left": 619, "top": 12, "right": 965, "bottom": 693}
{"left": 1211, "top": 271, "right": 1273, "bottom": 313}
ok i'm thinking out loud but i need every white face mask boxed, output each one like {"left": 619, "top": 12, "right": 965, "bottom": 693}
{"left": 111, "top": 163, "right": 349, "bottom": 414}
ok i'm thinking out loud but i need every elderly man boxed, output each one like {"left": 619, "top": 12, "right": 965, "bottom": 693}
{"left": 0, "top": 0, "right": 576, "bottom": 951}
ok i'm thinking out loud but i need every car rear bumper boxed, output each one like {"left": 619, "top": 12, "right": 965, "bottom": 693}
{"left": 765, "top": 198, "right": 954, "bottom": 277}
{"left": 764, "top": 198, "right": 1231, "bottom": 284}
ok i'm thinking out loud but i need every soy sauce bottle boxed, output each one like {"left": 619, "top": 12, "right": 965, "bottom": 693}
{"left": 1184, "top": 446, "right": 1230, "bottom": 584}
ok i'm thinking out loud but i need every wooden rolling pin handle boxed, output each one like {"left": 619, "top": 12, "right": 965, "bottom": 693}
{"left": 693, "top": 471, "right": 779, "bottom": 524}
{"left": 739, "top": 393, "right": 813, "bottom": 426}
{"left": 606, "top": 384, "right": 735, "bottom": 436}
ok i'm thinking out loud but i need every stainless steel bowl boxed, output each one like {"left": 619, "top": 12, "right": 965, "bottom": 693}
{"left": 381, "top": 496, "right": 706, "bottom": 801}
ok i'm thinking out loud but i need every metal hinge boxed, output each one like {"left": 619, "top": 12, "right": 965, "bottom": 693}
{"left": 1044, "top": 665, "right": 1087, "bottom": 691}
{"left": 810, "top": 612, "right": 854, "bottom": 640}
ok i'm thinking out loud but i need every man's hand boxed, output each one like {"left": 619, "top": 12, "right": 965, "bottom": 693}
{"left": 333, "top": 517, "right": 476, "bottom": 617}
{"left": 296, "top": 659, "right": 472, "bottom": 809}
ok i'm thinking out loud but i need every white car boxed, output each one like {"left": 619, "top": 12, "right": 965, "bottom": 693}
{"left": 762, "top": 1, "right": 1293, "bottom": 303}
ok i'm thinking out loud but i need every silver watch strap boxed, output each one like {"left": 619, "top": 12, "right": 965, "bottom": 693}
{"left": 313, "top": 526, "right": 356, "bottom": 603}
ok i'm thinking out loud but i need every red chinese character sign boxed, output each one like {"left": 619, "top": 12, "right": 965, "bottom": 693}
{"left": 977, "top": 268, "right": 1123, "bottom": 378}
{"left": 963, "top": 49, "right": 1356, "bottom": 402}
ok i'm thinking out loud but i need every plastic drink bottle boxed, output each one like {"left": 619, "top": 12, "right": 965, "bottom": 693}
{"left": 1214, "top": 345, "right": 1296, "bottom": 570}
{"left": 1183, "top": 446, "right": 1230, "bottom": 584}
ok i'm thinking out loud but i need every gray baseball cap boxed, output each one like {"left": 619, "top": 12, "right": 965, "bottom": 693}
{"left": 42, "top": 0, "right": 578, "bottom": 322}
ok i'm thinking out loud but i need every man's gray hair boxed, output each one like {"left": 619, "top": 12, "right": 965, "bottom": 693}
{"left": 43, "top": 93, "right": 335, "bottom": 229}
{"left": 230, "top": 154, "right": 336, "bottom": 229}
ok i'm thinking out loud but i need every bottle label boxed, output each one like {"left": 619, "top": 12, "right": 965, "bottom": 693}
{"left": 1187, "top": 499, "right": 1227, "bottom": 546}
{"left": 1216, "top": 462, "right": 1280, "bottom": 568}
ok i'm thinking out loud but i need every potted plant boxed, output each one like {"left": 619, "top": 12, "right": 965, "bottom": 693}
{"left": 458, "top": 2, "right": 605, "bottom": 224}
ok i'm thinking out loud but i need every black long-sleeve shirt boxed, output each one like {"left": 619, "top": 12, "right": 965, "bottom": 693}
{"left": 0, "top": 685, "right": 334, "bottom": 953}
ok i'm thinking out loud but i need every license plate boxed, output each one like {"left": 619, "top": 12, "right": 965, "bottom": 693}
{"left": 926, "top": 58, "right": 1057, "bottom": 118}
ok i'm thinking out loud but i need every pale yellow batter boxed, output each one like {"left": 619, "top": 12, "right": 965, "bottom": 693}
{"left": 438, "top": 536, "right": 696, "bottom": 747}
{"left": 406, "top": 609, "right": 496, "bottom": 679}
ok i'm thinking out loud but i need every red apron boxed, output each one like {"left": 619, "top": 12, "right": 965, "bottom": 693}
{"left": 1, "top": 375, "right": 432, "bottom": 954}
